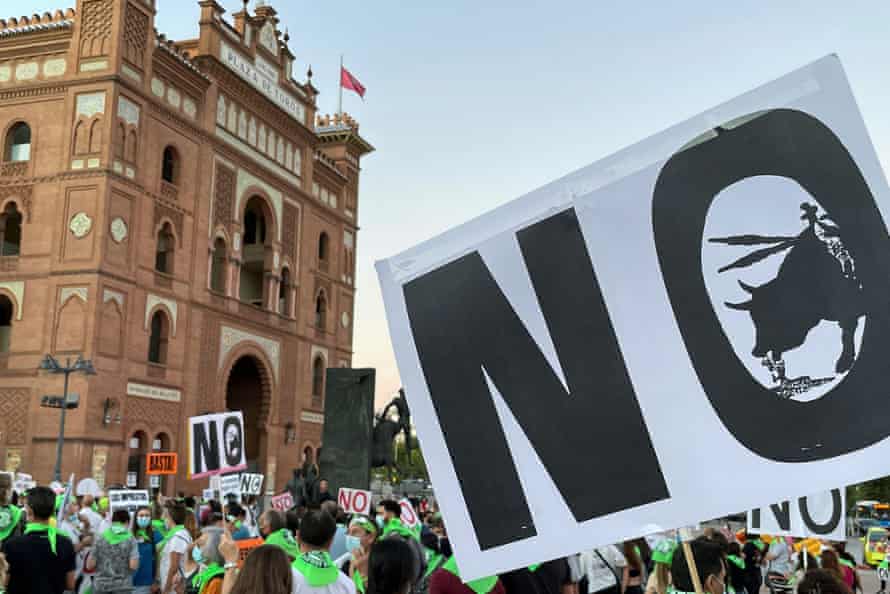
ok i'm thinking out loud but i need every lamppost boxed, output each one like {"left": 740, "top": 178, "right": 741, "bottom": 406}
{"left": 39, "top": 354, "right": 97, "bottom": 482}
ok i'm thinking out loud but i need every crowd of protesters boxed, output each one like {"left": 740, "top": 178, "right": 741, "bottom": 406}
{"left": 0, "top": 471, "right": 873, "bottom": 594}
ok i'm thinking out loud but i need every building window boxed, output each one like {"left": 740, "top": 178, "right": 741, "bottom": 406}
{"left": 0, "top": 203, "right": 22, "bottom": 256}
{"left": 147, "top": 310, "right": 169, "bottom": 364}
{"left": 210, "top": 237, "right": 227, "bottom": 294}
{"left": 4, "top": 123, "right": 30, "bottom": 162}
{"left": 315, "top": 292, "right": 327, "bottom": 329}
{"left": 155, "top": 222, "right": 175, "bottom": 274}
{"left": 318, "top": 232, "right": 329, "bottom": 271}
{"left": 312, "top": 356, "right": 325, "bottom": 398}
{"left": 161, "top": 146, "right": 178, "bottom": 184}
{"left": 0, "top": 294, "right": 12, "bottom": 353}
{"left": 239, "top": 197, "right": 270, "bottom": 307}
{"left": 279, "top": 267, "right": 290, "bottom": 315}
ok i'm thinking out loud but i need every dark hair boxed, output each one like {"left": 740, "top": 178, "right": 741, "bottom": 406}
{"left": 184, "top": 496, "right": 196, "bottom": 510}
{"left": 112, "top": 509, "right": 131, "bottom": 524}
{"left": 167, "top": 502, "right": 188, "bottom": 526}
{"left": 286, "top": 510, "right": 300, "bottom": 536}
{"left": 623, "top": 541, "right": 643, "bottom": 573}
{"left": 26, "top": 486, "right": 55, "bottom": 520}
{"left": 820, "top": 550, "right": 844, "bottom": 582}
{"left": 727, "top": 542, "right": 741, "bottom": 556}
{"left": 368, "top": 538, "right": 419, "bottom": 594}
{"left": 705, "top": 531, "right": 730, "bottom": 554}
{"left": 132, "top": 506, "right": 153, "bottom": 540}
{"left": 209, "top": 500, "right": 222, "bottom": 514}
{"left": 300, "top": 509, "right": 335, "bottom": 548}
{"left": 230, "top": 545, "right": 293, "bottom": 594}
{"left": 264, "top": 510, "right": 287, "bottom": 533}
{"left": 798, "top": 568, "right": 852, "bottom": 594}
{"left": 228, "top": 503, "right": 245, "bottom": 518}
{"left": 671, "top": 540, "right": 725, "bottom": 592}
{"left": 381, "top": 500, "right": 401, "bottom": 516}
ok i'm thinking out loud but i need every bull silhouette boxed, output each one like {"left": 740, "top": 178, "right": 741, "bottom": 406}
{"left": 712, "top": 203, "right": 865, "bottom": 377}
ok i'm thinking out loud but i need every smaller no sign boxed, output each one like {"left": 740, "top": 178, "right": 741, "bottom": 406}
{"left": 399, "top": 498, "right": 419, "bottom": 529}
{"left": 271, "top": 492, "right": 294, "bottom": 512}
{"left": 748, "top": 488, "right": 845, "bottom": 541}
{"left": 338, "top": 488, "right": 372, "bottom": 515}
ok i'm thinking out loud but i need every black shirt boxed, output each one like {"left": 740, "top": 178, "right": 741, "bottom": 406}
{"left": 1, "top": 530, "right": 76, "bottom": 594}
{"left": 500, "top": 559, "right": 572, "bottom": 594}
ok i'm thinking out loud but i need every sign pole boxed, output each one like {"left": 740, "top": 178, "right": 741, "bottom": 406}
{"left": 337, "top": 55, "right": 343, "bottom": 119}
{"left": 681, "top": 537, "right": 704, "bottom": 594}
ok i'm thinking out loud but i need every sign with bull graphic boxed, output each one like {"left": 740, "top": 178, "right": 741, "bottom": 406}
{"left": 377, "top": 56, "right": 890, "bottom": 580}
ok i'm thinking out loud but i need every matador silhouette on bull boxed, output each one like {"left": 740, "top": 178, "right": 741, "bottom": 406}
{"left": 710, "top": 202, "right": 865, "bottom": 399}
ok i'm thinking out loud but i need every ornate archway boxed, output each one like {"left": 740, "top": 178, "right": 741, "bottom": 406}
{"left": 223, "top": 353, "right": 273, "bottom": 474}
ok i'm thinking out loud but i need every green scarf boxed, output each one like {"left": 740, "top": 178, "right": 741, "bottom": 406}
{"left": 152, "top": 519, "right": 167, "bottom": 537}
{"left": 102, "top": 523, "right": 132, "bottom": 546}
{"left": 727, "top": 555, "right": 745, "bottom": 570}
{"left": 424, "top": 552, "right": 445, "bottom": 578}
{"left": 839, "top": 558, "right": 855, "bottom": 570}
{"left": 191, "top": 563, "right": 226, "bottom": 594}
{"left": 24, "top": 522, "right": 59, "bottom": 555}
{"left": 381, "top": 518, "right": 418, "bottom": 541}
{"left": 0, "top": 505, "right": 22, "bottom": 541}
{"left": 354, "top": 570, "right": 366, "bottom": 593}
{"left": 292, "top": 551, "right": 339, "bottom": 587}
{"left": 136, "top": 529, "right": 151, "bottom": 543}
{"left": 442, "top": 556, "right": 499, "bottom": 594}
{"left": 752, "top": 538, "right": 766, "bottom": 552}
{"left": 265, "top": 528, "right": 301, "bottom": 559}
{"left": 156, "top": 524, "right": 186, "bottom": 552}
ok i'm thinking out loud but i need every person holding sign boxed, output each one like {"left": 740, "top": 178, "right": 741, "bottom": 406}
{"left": 670, "top": 540, "right": 727, "bottom": 594}
{"left": 290, "top": 510, "right": 355, "bottom": 594}
{"left": 86, "top": 509, "right": 139, "bottom": 594}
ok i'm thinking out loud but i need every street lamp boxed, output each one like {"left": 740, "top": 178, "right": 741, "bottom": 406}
{"left": 39, "top": 354, "right": 97, "bottom": 482}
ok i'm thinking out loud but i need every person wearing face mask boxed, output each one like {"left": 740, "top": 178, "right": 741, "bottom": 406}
{"left": 86, "top": 509, "right": 139, "bottom": 594}
{"left": 225, "top": 504, "right": 251, "bottom": 541}
{"left": 670, "top": 539, "right": 727, "bottom": 594}
{"left": 158, "top": 503, "right": 193, "bottom": 594}
{"left": 180, "top": 528, "right": 225, "bottom": 594}
{"left": 336, "top": 516, "right": 379, "bottom": 592}
{"left": 132, "top": 506, "right": 161, "bottom": 594}
{"left": 261, "top": 510, "right": 301, "bottom": 560}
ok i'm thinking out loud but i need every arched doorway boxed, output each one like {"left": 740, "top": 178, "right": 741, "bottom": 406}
{"left": 225, "top": 356, "right": 268, "bottom": 473}
{"left": 127, "top": 431, "right": 148, "bottom": 488}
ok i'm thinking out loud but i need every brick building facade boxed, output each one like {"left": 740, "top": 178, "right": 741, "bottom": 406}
{"left": 0, "top": 0, "right": 372, "bottom": 494}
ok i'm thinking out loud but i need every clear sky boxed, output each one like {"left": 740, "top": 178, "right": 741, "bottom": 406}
{"left": 13, "top": 0, "right": 890, "bottom": 407}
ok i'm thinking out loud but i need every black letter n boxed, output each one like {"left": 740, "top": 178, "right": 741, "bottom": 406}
{"left": 404, "top": 209, "right": 668, "bottom": 550}
{"left": 193, "top": 422, "right": 219, "bottom": 475}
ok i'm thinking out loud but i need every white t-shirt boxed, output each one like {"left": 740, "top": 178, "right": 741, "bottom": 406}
{"left": 81, "top": 507, "right": 104, "bottom": 534}
{"left": 159, "top": 530, "right": 193, "bottom": 594}
{"left": 291, "top": 566, "right": 356, "bottom": 594}
{"left": 580, "top": 545, "right": 626, "bottom": 594}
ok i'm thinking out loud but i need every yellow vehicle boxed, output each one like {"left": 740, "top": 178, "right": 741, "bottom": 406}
{"left": 863, "top": 527, "right": 889, "bottom": 566}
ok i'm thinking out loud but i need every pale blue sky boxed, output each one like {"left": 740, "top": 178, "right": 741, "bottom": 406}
{"left": 13, "top": 1, "right": 890, "bottom": 406}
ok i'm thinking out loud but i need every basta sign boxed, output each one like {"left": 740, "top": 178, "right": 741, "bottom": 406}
{"left": 146, "top": 453, "right": 178, "bottom": 475}
{"left": 377, "top": 56, "right": 890, "bottom": 580}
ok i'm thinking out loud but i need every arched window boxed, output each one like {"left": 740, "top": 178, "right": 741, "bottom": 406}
{"left": 243, "top": 201, "right": 267, "bottom": 246}
{"left": 155, "top": 222, "right": 175, "bottom": 274}
{"left": 127, "top": 431, "right": 147, "bottom": 488}
{"left": 318, "top": 232, "right": 329, "bottom": 263}
{"left": 312, "top": 356, "right": 325, "bottom": 398}
{"left": 239, "top": 197, "right": 269, "bottom": 307}
{"left": 279, "top": 267, "right": 290, "bottom": 314}
{"left": 315, "top": 292, "right": 327, "bottom": 329}
{"left": 147, "top": 310, "right": 169, "bottom": 364}
{"left": 161, "top": 146, "right": 178, "bottom": 184}
{"left": 0, "top": 294, "right": 13, "bottom": 353}
{"left": 4, "top": 123, "right": 30, "bottom": 162}
{"left": 0, "top": 203, "right": 22, "bottom": 257}
{"left": 210, "top": 237, "right": 227, "bottom": 294}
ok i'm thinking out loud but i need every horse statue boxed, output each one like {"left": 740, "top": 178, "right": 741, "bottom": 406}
{"left": 371, "top": 389, "right": 412, "bottom": 483}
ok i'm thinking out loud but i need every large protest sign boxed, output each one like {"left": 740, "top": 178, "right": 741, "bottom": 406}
{"left": 188, "top": 412, "right": 247, "bottom": 478}
{"left": 377, "top": 56, "right": 890, "bottom": 579}
{"left": 338, "top": 488, "right": 372, "bottom": 515}
{"left": 109, "top": 490, "right": 150, "bottom": 514}
{"left": 748, "top": 489, "right": 845, "bottom": 541}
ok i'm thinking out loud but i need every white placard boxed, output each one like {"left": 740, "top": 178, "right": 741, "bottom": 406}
{"left": 76, "top": 477, "right": 101, "bottom": 497}
{"left": 240, "top": 473, "right": 264, "bottom": 496}
{"left": 748, "top": 489, "right": 845, "bottom": 541}
{"left": 109, "top": 489, "right": 150, "bottom": 514}
{"left": 188, "top": 411, "right": 247, "bottom": 479}
{"left": 399, "top": 499, "right": 419, "bottom": 529}
{"left": 338, "top": 488, "right": 372, "bottom": 515}
{"left": 150, "top": 475, "right": 161, "bottom": 489}
{"left": 219, "top": 474, "right": 242, "bottom": 503}
{"left": 13, "top": 473, "right": 34, "bottom": 494}
{"left": 377, "top": 55, "right": 890, "bottom": 580}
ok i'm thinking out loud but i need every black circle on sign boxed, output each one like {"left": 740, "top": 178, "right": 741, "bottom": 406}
{"left": 222, "top": 416, "right": 243, "bottom": 466}
{"left": 653, "top": 108, "right": 890, "bottom": 461}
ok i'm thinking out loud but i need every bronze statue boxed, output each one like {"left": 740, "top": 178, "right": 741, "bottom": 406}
{"left": 286, "top": 451, "right": 320, "bottom": 508}
{"left": 371, "top": 389, "right": 412, "bottom": 483}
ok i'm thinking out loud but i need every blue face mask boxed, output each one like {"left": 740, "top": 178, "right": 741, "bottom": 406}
{"left": 375, "top": 515, "right": 384, "bottom": 529}
{"left": 136, "top": 517, "right": 151, "bottom": 529}
{"left": 191, "top": 546, "right": 204, "bottom": 564}
{"left": 345, "top": 534, "right": 362, "bottom": 553}
{"left": 69, "top": 514, "right": 78, "bottom": 523}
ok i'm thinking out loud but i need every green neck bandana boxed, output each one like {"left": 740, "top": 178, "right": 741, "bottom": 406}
{"left": 443, "top": 557, "right": 499, "bottom": 594}
{"left": 354, "top": 570, "right": 366, "bottom": 593}
{"left": 152, "top": 519, "right": 167, "bottom": 536}
{"left": 292, "top": 551, "right": 339, "bottom": 587}
{"left": 25, "top": 522, "right": 59, "bottom": 555}
{"left": 102, "top": 523, "right": 131, "bottom": 546}
{"left": 727, "top": 555, "right": 745, "bottom": 569}
{"left": 265, "top": 528, "right": 300, "bottom": 559}
{"left": 752, "top": 539, "right": 766, "bottom": 552}
{"left": 0, "top": 505, "right": 22, "bottom": 541}
{"left": 424, "top": 552, "right": 445, "bottom": 578}
{"left": 156, "top": 524, "right": 185, "bottom": 552}
{"left": 838, "top": 558, "right": 854, "bottom": 569}
{"left": 381, "top": 518, "right": 418, "bottom": 541}
{"left": 191, "top": 563, "right": 226, "bottom": 594}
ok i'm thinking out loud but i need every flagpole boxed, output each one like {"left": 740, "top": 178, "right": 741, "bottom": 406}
{"left": 338, "top": 54, "right": 343, "bottom": 119}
